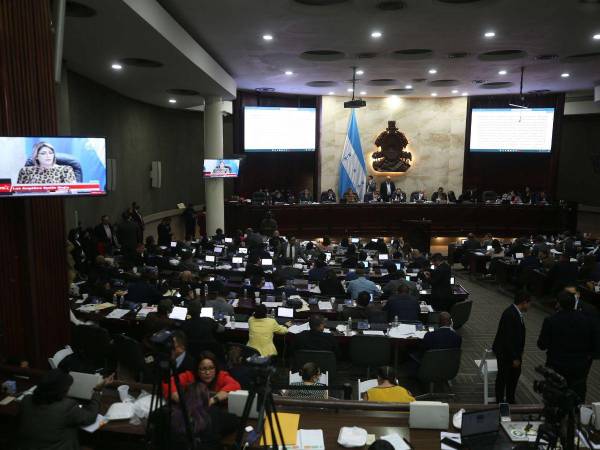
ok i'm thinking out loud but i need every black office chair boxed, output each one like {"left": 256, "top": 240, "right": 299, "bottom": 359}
{"left": 349, "top": 336, "right": 391, "bottom": 378}
{"left": 417, "top": 348, "right": 462, "bottom": 400}
{"left": 482, "top": 191, "right": 497, "bottom": 203}
{"left": 224, "top": 342, "right": 260, "bottom": 360}
{"left": 449, "top": 300, "right": 473, "bottom": 330}
{"left": 188, "top": 339, "right": 225, "bottom": 364}
{"left": 367, "top": 309, "right": 388, "bottom": 324}
{"left": 25, "top": 153, "right": 83, "bottom": 182}
{"left": 113, "top": 333, "right": 152, "bottom": 382}
{"left": 71, "top": 324, "right": 113, "bottom": 371}
{"left": 293, "top": 350, "right": 337, "bottom": 382}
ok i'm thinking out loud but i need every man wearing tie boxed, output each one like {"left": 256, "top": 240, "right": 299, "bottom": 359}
{"left": 280, "top": 236, "right": 302, "bottom": 263}
{"left": 366, "top": 175, "right": 377, "bottom": 195}
{"left": 492, "top": 291, "right": 531, "bottom": 403}
{"left": 380, "top": 176, "right": 396, "bottom": 202}
{"left": 410, "top": 190, "right": 427, "bottom": 202}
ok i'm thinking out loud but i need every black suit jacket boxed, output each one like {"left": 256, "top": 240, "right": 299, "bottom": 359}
{"left": 291, "top": 330, "right": 339, "bottom": 357}
{"left": 384, "top": 294, "right": 420, "bottom": 322}
{"left": 182, "top": 316, "right": 221, "bottom": 342}
{"left": 537, "top": 310, "right": 595, "bottom": 370}
{"left": 319, "top": 277, "right": 346, "bottom": 297}
{"left": 492, "top": 304, "right": 525, "bottom": 361}
{"left": 422, "top": 327, "right": 462, "bottom": 351}
{"left": 320, "top": 191, "right": 337, "bottom": 203}
{"left": 94, "top": 223, "right": 116, "bottom": 245}
{"left": 429, "top": 262, "right": 453, "bottom": 311}
{"left": 380, "top": 181, "right": 396, "bottom": 202}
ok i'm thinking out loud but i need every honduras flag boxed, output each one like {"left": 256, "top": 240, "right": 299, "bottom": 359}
{"left": 339, "top": 110, "right": 367, "bottom": 201}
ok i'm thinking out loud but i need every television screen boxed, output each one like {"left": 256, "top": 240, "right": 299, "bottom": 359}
{"left": 0, "top": 136, "right": 106, "bottom": 197}
{"left": 203, "top": 159, "right": 240, "bottom": 178}
{"left": 469, "top": 108, "right": 555, "bottom": 153}
{"left": 244, "top": 106, "right": 316, "bottom": 152}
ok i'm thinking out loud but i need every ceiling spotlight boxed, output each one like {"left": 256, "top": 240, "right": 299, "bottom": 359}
{"left": 347, "top": 88, "right": 354, "bottom": 92}
{"left": 285, "top": 70, "right": 293, "bottom": 75}
{"left": 484, "top": 31, "right": 496, "bottom": 38}
{"left": 111, "top": 63, "right": 122, "bottom": 70}
{"left": 594, "top": 33, "right": 600, "bottom": 40}
{"left": 498, "top": 70, "right": 507, "bottom": 75}
{"left": 462, "top": 92, "right": 468, "bottom": 96}
{"left": 360, "top": 91, "right": 367, "bottom": 95}
{"left": 168, "top": 99, "right": 177, "bottom": 104}
{"left": 428, "top": 68, "right": 438, "bottom": 74}
{"left": 371, "top": 31, "right": 382, "bottom": 38}
{"left": 451, "top": 89, "right": 459, "bottom": 94}
{"left": 431, "top": 92, "right": 438, "bottom": 97}
{"left": 356, "top": 70, "right": 364, "bottom": 75}
{"left": 405, "top": 84, "right": 413, "bottom": 89}
{"left": 262, "top": 34, "right": 273, "bottom": 41}
{"left": 328, "top": 91, "right": 335, "bottom": 95}
{"left": 561, "top": 72, "right": 570, "bottom": 78}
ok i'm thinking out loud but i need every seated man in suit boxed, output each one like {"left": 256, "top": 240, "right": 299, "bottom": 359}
{"left": 548, "top": 253, "right": 579, "bottom": 293}
{"left": 182, "top": 300, "right": 224, "bottom": 343}
{"left": 342, "top": 291, "right": 380, "bottom": 321}
{"left": 409, "top": 190, "right": 427, "bottom": 202}
{"left": 380, "top": 176, "right": 396, "bottom": 202}
{"left": 422, "top": 312, "right": 462, "bottom": 351}
{"left": 308, "top": 255, "right": 329, "bottom": 282}
{"left": 430, "top": 187, "right": 447, "bottom": 203}
{"left": 320, "top": 189, "right": 337, "bottom": 203}
{"left": 291, "top": 314, "right": 339, "bottom": 357}
{"left": 383, "top": 284, "right": 420, "bottom": 322}
{"left": 346, "top": 268, "right": 380, "bottom": 299}
{"left": 298, "top": 188, "right": 312, "bottom": 203}
{"left": 390, "top": 188, "right": 407, "bottom": 203}
{"left": 343, "top": 187, "right": 359, "bottom": 203}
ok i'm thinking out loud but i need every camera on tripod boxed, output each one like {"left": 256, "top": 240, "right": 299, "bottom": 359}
{"left": 533, "top": 366, "right": 579, "bottom": 412}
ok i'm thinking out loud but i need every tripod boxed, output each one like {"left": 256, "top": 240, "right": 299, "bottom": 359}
{"left": 234, "top": 365, "right": 287, "bottom": 450}
{"left": 146, "top": 354, "right": 196, "bottom": 450}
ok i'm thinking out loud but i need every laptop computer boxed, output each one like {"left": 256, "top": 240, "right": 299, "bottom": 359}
{"left": 461, "top": 408, "right": 500, "bottom": 449}
{"left": 67, "top": 371, "right": 103, "bottom": 400}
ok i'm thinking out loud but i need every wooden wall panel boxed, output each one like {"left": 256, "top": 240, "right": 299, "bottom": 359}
{"left": 0, "top": 0, "right": 70, "bottom": 366}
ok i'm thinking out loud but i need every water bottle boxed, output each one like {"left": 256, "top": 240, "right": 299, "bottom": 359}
{"left": 393, "top": 315, "right": 399, "bottom": 328}
{"left": 112, "top": 294, "right": 118, "bottom": 306}
{"left": 281, "top": 291, "right": 287, "bottom": 304}
{"left": 243, "top": 288, "right": 248, "bottom": 299}
{"left": 230, "top": 315, "right": 236, "bottom": 329}
{"left": 346, "top": 316, "right": 352, "bottom": 336}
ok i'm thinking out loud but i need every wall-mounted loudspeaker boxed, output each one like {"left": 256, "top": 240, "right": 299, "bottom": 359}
{"left": 595, "top": 85, "right": 600, "bottom": 103}
{"left": 106, "top": 158, "right": 117, "bottom": 191}
{"left": 151, "top": 161, "right": 162, "bottom": 188}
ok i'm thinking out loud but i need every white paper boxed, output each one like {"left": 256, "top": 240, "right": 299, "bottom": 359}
{"left": 308, "top": 285, "right": 321, "bottom": 294}
{"left": 81, "top": 414, "right": 107, "bottom": 433}
{"left": 420, "top": 304, "right": 434, "bottom": 313}
{"left": 104, "top": 402, "right": 135, "bottom": 421}
{"left": 297, "top": 429, "right": 325, "bottom": 449}
{"left": 440, "top": 432, "right": 461, "bottom": 450}
{"left": 169, "top": 306, "right": 188, "bottom": 321}
{"left": 381, "top": 433, "right": 411, "bottom": 450}
{"left": 105, "top": 308, "right": 130, "bottom": 320}
{"left": 200, "top": 307, "right": 213, "bottom": 318}
{"left": 362, "top": 330, "right": 385, "bottom": 336}
{"left": 263, "top": 302, "right": 283, "bottom": 308}
{"left": 318, "top": 301, "right": 333, "bottom": 311}
{"left": 231, "top": 321, "right": 249, "bottom": 329}
{"left": 288, "top": 322, "right": 310, "bottom": 334}
{"left": 388, "top": 324, "right": 416, "bottom": 338}
{"left": 137, "top": 306, "right": 157, "bottom": 319}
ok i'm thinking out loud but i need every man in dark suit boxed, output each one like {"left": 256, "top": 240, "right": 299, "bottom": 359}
{"left": 380, "top": 176, "right": 396, "bottom": 202}
{"left": 291, "top": 314, "right": 339, "bottom": 357}
{"left": 548, "top": 253, "right": 579, "bottom": 293}
{"left": 424, "top": 253, "right": 453, "bottom": 312}
{"left": 182, "top": 300, "right": 224, "bottom": 343}
{"left": 171, "top": 330, "right": 197, "bottom": 375}
{"left": 279, "top": 236, "right": 302, "bottom": 263}
{"left": 383, "top": 284, "right": 420, "bottom": 322}
{"left": 320, "top": 189, "right": 337, "bottom": 203}
{"left": 422, "top": 312, "right": 462, "bottom": 351}
{"left": 94, "top": 215, "right": 118, "bottom": 254}
{"left": 537, "top": 292, "right": 596, "bottom": 402}
{"left": 409, "top": 190, "right": 427, "bottom": 202}
{"left": 117, "top": 211, "right": 140, "bottom": 256}
{"left": 492, "top": 291, "right": 531, "bottom": 404}
{"left": 366, "top": 175, "right": 377, "bottom": 195}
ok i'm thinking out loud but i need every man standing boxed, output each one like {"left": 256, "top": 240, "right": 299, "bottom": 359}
{"left": 94, "top": 215, "right": 119, "bottom": 255}
{"left": 366, "top": 175, "right": 377, "bottom": 195}
{"left": 537, "top": 292, "right": 596, "bottom": 403}
{"left": 423, "top": 253, "right": 453, "bottom": 312}
{"left": 380, "top": 176, "right": 396, "bottom": 202}
{"left": 182, "top": 203, "right": 197, "bottom": 241}
{"left": 492, "top": 291, "right": 531, "bottom": 404}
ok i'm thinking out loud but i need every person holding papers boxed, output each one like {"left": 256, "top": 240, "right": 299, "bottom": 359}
{"left": 364, "top": 366, "right": 415, "bottom": 402}
{"left": 247, "top": 304, "right": 290, "bottom": 356}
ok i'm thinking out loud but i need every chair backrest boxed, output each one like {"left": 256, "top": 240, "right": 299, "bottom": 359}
{"left": 293, "top": 350, "right": 337, "bottom": 382}
{"left": 349, "top": 335, "right": 391, "bottom": 368}
{"left": 449, "top": 300, "right": 473, "bottom": 329}
{"left": 368, "top": 309, "right": 388, "bottom": 324}
{"left": 113, "top": 333, "right": 146, "bottom": 373}
{"left": 482, "top": 191, "right": 497, "bottom": 202}
{"left": 225, "top": 342, "right": 260, "bottom": 360}
{"left": 357, "top": 378, "right": 378, "bottom": 401}
{"left": 48, "top": 345, "right": 73, "bottom": 369}
{"left": 418, "top": 348, "right": 461, "bottom": 384}
{"left": 289, "top": 371, "right": 329, "bottom": 385}
{"left": 71, "top": 324, "right": 112, "bottom": 365}
{"left": 25, "top": 153, "right": 83, "bottom": 182}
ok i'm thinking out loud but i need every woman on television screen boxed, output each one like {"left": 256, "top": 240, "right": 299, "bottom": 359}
{"left": 211, "top": 160, "right": 231, "bottom": 175}
{"left": 17, "top": 142, "right": 77, "bottom": 184}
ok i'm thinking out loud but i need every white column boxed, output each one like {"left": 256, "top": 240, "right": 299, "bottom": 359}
{"left": 204, "top": 96, "right": 225, "bottom": 235}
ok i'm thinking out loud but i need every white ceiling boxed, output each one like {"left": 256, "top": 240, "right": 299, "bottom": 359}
{"left": 64, "top": 0, "right": 600, "bottom": 104}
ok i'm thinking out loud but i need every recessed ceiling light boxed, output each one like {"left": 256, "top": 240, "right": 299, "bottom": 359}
{"left": 168, "top": 99, "right": 177, "bottom": 104}
{"left": 371, "top": 31, "right": 383, "bottom": 38}
{"left": 428, "top": 68, "right": 438, "bottom": 74}
{"left": 484, "top": 31, "right": 496, "bottom": 38}
{"left": 594, "top": 33, "right": 600, "bottom": 40}
{"left": 498, "top": 70, "right": 507, "bottom": 75}
{"left": 405, "top": 84, "right": 413, "bottom": 89}
{"left": 356, "top": 70, "right": 364, "bottom": 75}
{"left": 360, "top": 91, "right": 367, "bottom": 95}
{"left": 347, "top": 88, "right": 354, "bottom": 92}
{"left": 263, "top": 34, "right": 273, "bottom": 41}
{"left": 461, "top": 92, "right": 468, "bottom": 96}
{"left": 111, "top": 63, "right": 122, "bottom": 70}
{"left": 561, "top": 72, "right": 570, "bottom": 78}
{"left": 285, "top": 70, "right": 293, "bottom": 75}
{"left": 328, "top": 91, "right": 335, "bottom": 95}
{"left": 431, "top": 92, "right": 438, "bottom": 97}
{"left": 451, "top": 89, "right": 459, "bottom": 94}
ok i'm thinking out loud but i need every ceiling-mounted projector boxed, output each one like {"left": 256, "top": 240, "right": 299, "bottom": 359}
{"left": 344, "top": 66, "right": 366, "bottom": 109}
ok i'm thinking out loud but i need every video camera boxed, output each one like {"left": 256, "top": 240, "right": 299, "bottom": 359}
{"left": 533, "top": 366, "right": 578, "bottom": 412}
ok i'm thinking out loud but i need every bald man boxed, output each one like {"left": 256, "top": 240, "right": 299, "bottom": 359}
{"left": 380, "top": 176, "right": 396, "bottom": 202}
{"left": 422, "top": 312, "right": 462, "bottom": 351}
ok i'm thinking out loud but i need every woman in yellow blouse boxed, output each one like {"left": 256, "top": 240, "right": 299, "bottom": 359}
{"left": 365, "top": 366, "right": 415, "bottom": 403}
{"left": 247, "top": 304, "right": 290, "bottom": 357}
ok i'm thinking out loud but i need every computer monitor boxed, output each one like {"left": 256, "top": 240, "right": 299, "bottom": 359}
{"left": 325, "top": 252, "right": 331, "bottom": 262}
{"left": 214, "top": 246, "right": 223, "bottom": 254}
{"left": 170, "top": 241, "right": 177, "bottom": 248}
{"left": 515, "top": 252, "right": 524, "bottom": 259}
{"left": 277, "top": 307, "right": 294, "bottom": 318}
{"left": 351, "top": 237, "right": 360, "bottom": 244}
{"left": 487, "top": 245, "right": 493, "bottom": 251}
{"left": 232, "top": 256, "right": 243, "bottom": 264}
{"left": 238, "top": 247, "right": 248, "bottom": 254}
{"left": 261, "top": 258, "right": 273, "bottom": 266}
{"left": 395, "top": 263, "right": 402, "bottom": 271}
{"left": 461, "top": 409, "right": 500, "bottom": 438}
{"left": 378, "top": 254, "right": 388, "bottom": 261}
{"left": 224, "top": 237, "right": 233, "bottom": 243}
{"left": 450, "top": 276, "right": 455, "bottom": 285}
{"left": 205, "top": 255, "right": 215, "bottom": 263}
{"left": 371, "top": 239, "right": 378, "bottom": 243}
